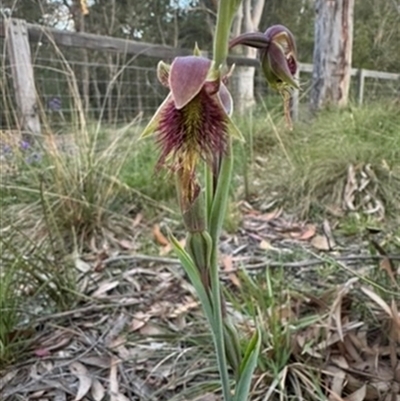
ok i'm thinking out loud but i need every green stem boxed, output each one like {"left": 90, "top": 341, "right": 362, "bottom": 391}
{"left": 204, "top": 144, "right": 234, "bottom": 400}
{"left": 210, "top": 244, "right": 233, "bottom": 401}
{"left": 207, "top": 140, "right": 235, "bottom": 400}
{"left": 213, "top": 0, "right": 240, "bottom": 69}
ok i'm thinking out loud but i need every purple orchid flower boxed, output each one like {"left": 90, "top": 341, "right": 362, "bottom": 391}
{"left": 230, "top": 24, "right": 299, "bottom": 92}
{"left": 141, "top": 55, "right": 242, "bottom": 208}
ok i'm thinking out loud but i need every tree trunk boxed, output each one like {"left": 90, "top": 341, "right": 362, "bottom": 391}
{"left": 230, "top": 63, "right": 257, "bottom": 114}
{"left": 230, "top": 0, "right": 265, "bottom": 115}
{"left": 310, "top": 0, "right": 355, "bottom": 111}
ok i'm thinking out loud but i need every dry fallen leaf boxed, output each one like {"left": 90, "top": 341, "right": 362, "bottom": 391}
{"left": 361, "top": 286, "right": 392, "bottom": 317}
{"left": 259, "top": 239, "right": 278, "bottom": 251}
{"left": 298, "top": 224, "right": 317, "bottom": 241}
{"left": 30, "top": 390, "right": 46, "bottom": 399}
{"left": 379, "top": 257, "right": 398, "bottom": 286}
{"left": 193, "top": 394, "right": 220, "bottom": 401}
{"left": 169, "top": 297, "right": 198, "bottom": 318}
{"left": 344, "top": 164, "right": 358, "bottom": 211}
{"left": 92, "top": 280, "right": 120, "bottom": 298}
{"left": 139, "top": 322, "right": 165, "bottom": 336}
{"left": 34, "top": 348, "right": 51, "bottom": 358}
{"left": 311, "top": 234, "right": 331, "bottom": 251}
{"left": 109, "top": 358, "right": 119, "bottom": 401}
{"left": 69, "top": 361, "right": 92, "bottom": 401}
{"left": 130, "top": 311, "right": 150, "bottom": 332}
{"left": 390, "top": 300, "right": 400, "bottom": 342}
{"left": 343, "top": 384, "right": 367, "bottom": 401}
{"left": 328, "top": 366, "right": 346, "bottom": 400}
{"left": 153, "top": 224, "right": 169, "bottom": 246}
{"left": 222, "top": 254, "right": 241, "bottom": 287}
{"left": 0, "top": 370, "right": 17, "bottom": 391}
{"left": 118, "top": 239, "right": 134, "bottom": 250}
{"left": 74, "top": 257, "right": 91, "bottom": 273}
{"left": 160, "top": 237, "right": 185, "bottom": 255}
{"left": 91, "top": 379, "right": 105, "bottom": 401}
{"left": 132, "top": 212, "right": 143, "bottom": 227}
{"left": 54, "top": 389, "right": 67, "bottom": 401}
{"left": 109, "top": 358, "right": 131, "bottom": 401}
{"left": 258, "top": 208, "right": 283, "bottom": 221}
{"left": 160, "top": 243, "right": 172, "bottom": 256}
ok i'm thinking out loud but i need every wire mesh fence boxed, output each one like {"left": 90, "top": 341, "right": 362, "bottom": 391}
{"left": 1, "top": 40, "right": 168, "bottom": 129}
{"left": 1, "top": 35, "right": 399, "bottom": 133}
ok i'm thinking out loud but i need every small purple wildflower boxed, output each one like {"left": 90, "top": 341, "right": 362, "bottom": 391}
{"left": 2, "top": 144, "right": 12, "bottom": 155}
{"left": 20, "top": 140, "right": 30, "bottom": 151}
{"left": 48, "top": 96, "right": 62, "bottom": 112}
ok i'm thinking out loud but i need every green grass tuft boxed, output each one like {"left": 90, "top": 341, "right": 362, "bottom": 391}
{"left": 240, "top": 102, "right": 400, "bottom": 221}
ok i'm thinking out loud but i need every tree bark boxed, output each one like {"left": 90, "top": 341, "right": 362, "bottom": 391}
{"left": 310, "top": 0, "right": 355, "bottom": 111}
{"left": 230, "top": 0, "right": 265, "bottom": 115}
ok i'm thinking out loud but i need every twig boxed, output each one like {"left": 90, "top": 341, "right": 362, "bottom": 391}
{"left": 230, "top": 254, "right": 400, "bottom": 272}
{"left": 34, "top": 299, "right": 139, "bottom": 323}
{"left": 103, "top": 252, "right": 400, "bottom": 273}
{"left": 104, "top": 254, "right": 180, "bottom": 265}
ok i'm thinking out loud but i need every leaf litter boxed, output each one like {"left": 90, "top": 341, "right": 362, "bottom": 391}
{"left": 0, "top": 207, "right": 399, "bottom": 400}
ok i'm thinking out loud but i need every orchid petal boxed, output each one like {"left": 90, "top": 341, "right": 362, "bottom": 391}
{"left": 157, "top": 61, "right": 171, "bottom": 87}
{"left": 140, "top": 93, "right": 173, "bottom": 139}
{"left": 193, "top": 42, "right": 202, "bottom": 56}
{"left": 229, "top": 32, "right": 271, "bottom": 50}
{"left": 218, "top": 83, "right": 233, "bottom": 116}
{"left": 265, "top": 25, "right": 297, "bottom": 55}
{"left": 169, "top": 56, "right": 211, "bottom": 110}
{"left": 226, "top": 115, "right": 244, "bottom": 142}
{"left": 230, "top": 24, "right": 299, "bottom": 92}
{"left": 265, "top": 42, "right": 299, "bottom": 89}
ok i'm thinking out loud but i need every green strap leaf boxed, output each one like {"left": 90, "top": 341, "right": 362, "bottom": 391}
{"left": 223, "top": 319, "right": 242, "bottom": 378}
{"left": 169, "top": 233, "right": 214, "bottom": 323}
{"left": 204, "top": 164, "right": 214, "bottom": 225}
{"left": 171, "top": 233, "right": 233, "bottom": 401}
{"left": 208, "top": 138, "right": 233, "bottom": 243}
{"left": 233, "top": 328, "right": 261, "bottom": 401}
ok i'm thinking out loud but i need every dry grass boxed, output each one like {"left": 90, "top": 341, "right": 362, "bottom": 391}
{"left": 238, "top": 102, "right": 400, "bottom": 224}
{"left": 1, "top": 40, "right": 399, "bottom": 398}
{"left": 0, "top": 243, "right": 398, "bottom": 400}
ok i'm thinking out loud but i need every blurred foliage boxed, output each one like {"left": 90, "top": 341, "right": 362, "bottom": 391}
{"left": 2, "top": 0, "right": 399, "bottom": 72}
{"left": 1, "top": 0, "right": 399, "bottom": 128}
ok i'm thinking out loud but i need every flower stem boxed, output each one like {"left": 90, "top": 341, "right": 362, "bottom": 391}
{"left": 206, "top": 138, "right": 235, "bottom": 400}
{"left": 210, "top": 243, "right": 233, "bottom": 401}
{"left": 213, "top": 0, "right": 240, "bottom": 69}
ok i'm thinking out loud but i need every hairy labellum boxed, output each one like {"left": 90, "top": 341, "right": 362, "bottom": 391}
{"left": 141, "top": 55, "right": 242, "bottom": 208}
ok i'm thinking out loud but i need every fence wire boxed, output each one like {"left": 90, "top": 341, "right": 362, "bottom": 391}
{"left": 1, "top": 38, "right": 399, "bottom": 132}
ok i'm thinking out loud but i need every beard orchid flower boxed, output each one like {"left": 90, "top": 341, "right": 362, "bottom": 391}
{"left": 141, "top": 55, "right": 242, "bottom": 210}
{"left": 230, "top": 24, "right": 299, "bottom": 92}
